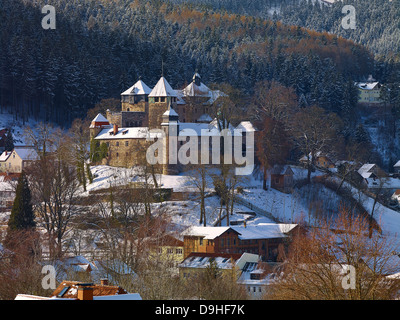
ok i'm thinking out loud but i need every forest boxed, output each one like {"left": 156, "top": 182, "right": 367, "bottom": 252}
{"left": 0, "top": 0, "right": 375, "bottom": 127}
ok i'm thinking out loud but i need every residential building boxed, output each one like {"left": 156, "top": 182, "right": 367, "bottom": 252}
{"left": 355, "top": 75, "right": 382, "bottom": 105}
{"left": 270, "top": 165, "right": 294, "bottom": 193}
{"left": 0, "top": 146, "right": 39, "bottom": 173}
{"left": 181, "top": 224, "right": 298, "bottom": 261}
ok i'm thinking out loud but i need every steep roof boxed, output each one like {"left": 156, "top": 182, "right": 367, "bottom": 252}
{"left": 91, "top": 113, "right": 109, "bottom": 123}
{"left": 121, "top": 79, "right": 152, "bottom": 96}
{"left": 149, "top": 77, "right": 177, "bottom": 97}
{"left": 394, "top": 160, "right": 400, "bottom": 168}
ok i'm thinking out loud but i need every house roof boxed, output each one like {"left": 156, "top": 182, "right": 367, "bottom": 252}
{"left": 13, "top": 147, "right": 39, "bottom": 161}
{"left": 236, "top": 121, "right": 257, "bottom": 132}
{"left": 270, "top": 165, "right": 294, "bottom": 176}
{"left": 394, "top": 160, "right": 400, "bottom": 168}
{"left": 121, "top": 79, "right": 152, "bottom": 96}
{"left": 231, "top": 223, "right": 298, "bottom": 240}
{"left": 149, "top": 77, "right": 177, "bottom": 97}
{"left": 179, "top": 252, "right": 243, "bottom": 270}
{"left": 91, "top": 113, "right": 109, "bottom": 123}
{"left": 0, "top": 150, "right": 11, "bottom": 162}
{"left": 358, "top": 164, "right": 377, "bottom": 179}
{"left": 94, "top": 126, "right": 163, "bottom": 140}
{"left": 181, "top": 226, "right": 233, "bottom": 239}
{"left": 356, "top": 82, "right": 380, "bottom": 90}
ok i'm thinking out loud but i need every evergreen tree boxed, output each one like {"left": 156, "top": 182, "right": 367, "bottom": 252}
{"left": 4, "top": 128, "right": 14, "bottom": 151}
{"left": 7, "top": 171, "right": 36, "bottom": 231}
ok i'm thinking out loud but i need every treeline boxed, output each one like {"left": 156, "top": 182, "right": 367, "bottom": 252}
{"left": 0, "top": 0, "right": 373, "bottom": 126}
{"left": 171, "top": 0, "right": 400, "bottom": 60}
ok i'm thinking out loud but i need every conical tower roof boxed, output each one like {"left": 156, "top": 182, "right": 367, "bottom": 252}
{"left": 121, "top": 79, "right": 152, "bottom": 96}
{"left": 149, "top": 77, "right": 177, "bottom": 97}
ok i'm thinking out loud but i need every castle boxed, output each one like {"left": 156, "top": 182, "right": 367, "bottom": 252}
{"left": 89, "top": 73, "right": 255, "bottom": 175}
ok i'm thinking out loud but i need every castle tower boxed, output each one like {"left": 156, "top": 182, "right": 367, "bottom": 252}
{"left": 121, "top": 79, "right": 152, "bottom": 112}
{"left": 161, "top": 103, "right": 180, "bottom": 175}
{"left": 148, "top": 76, "right": 178, "bottom": 129}
{"left": 89, "top": 113, "right": 110, "bottom": 140}
{"left": 121, "top": 79, "right": 152, "bottom": 127}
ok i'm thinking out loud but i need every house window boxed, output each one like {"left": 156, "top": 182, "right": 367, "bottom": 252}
{"left": 160, "top": 97, "right": 165, "bottom": 102}
{"left": 116, "top": 152, "right": 119, "bottom": 157}
{"left": 155, "top": 97, "right": 159, "bottom": 102}
{"left": 125, "top": 141, "right": 129, "bottom": 146}
{"left": 167, "top": 248, "right": 173, "bottom": 254}
{"left": 116, "top": 142, "right": 119, "bottom": 146}
{"left": 220, "top": 238, "right": 224, "bottom": 246}
{"left": 199, "top": 238, "right": 203, "bottom": 246}
{"left": 176, "top": 248, "right": 183, "bottom": 255}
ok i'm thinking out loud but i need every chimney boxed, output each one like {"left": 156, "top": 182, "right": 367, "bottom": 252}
{"left": 77, "top": 283, "right": 94, "bottom": 301}
{"left": 113, "top": 124, "right": 118, "bottom": 135}
{"left": 243, "top": 220, "right": 247, "bottom": 228}
{"left": 100, "top": 278, "right": 109, "bottom": 286}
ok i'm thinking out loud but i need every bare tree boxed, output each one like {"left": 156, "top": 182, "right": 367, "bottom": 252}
{"left": 266, "top": 207, "right": 400, "bottom": 300}
{"left": 289, "top": 106, "right": 342, "bottom": 183}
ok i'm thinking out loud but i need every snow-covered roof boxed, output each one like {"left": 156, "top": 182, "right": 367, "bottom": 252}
{"left": 182, "top": 81, "right": 212, "bottom": 97}
{"left": 181, "top": 224, "right": 297, "bottom": 241}
{"left": 121, "top": 80, "right": 152, "bottom": 96}
{"left": 181, "top": 226, "right": 232, "bottom": 239}
{"left": 356, "top": 82, "right": 380, "bottom": 90}
{"left": 94, "top": 127, "right": 163, "bottom": 140}
{"left": 163, "top": 107, "right": 179, "bottom": 117}
{"left": 14, "top": 147, "right": 39, "bottom": 161}
{"left": 236, "top": 121, "right": 256, "bottom": 132}
{"left": 358, "top": 164, "right": 377, "bottom": 179}
{"left": 394, "top": 160, "right": 400, "bottom": 168}
{"left": 231, "top": 223, "right": 297, "bottom": 240}
{"left": 91, "top": 113, "right": 109, "bottom": 123}
{"left": 0, "top": 150, "right": 11, "bottom": 162}
{"left": 179, "top": 254, "right": 237, "bottom": 269}
{"left": 149, "top": 77, "right": 177, "bottom": 97}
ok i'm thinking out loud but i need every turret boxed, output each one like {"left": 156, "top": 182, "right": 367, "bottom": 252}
{"left": 148, "top": 77, "right": 178, "bottom": 129}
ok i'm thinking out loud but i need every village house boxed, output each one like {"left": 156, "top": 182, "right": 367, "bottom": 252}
{"left": 270, "top": 165, "right": 294, "bottom": 193}
{"left": 355, "top": 75, "right": 382, "bottom": 105}
{"left": 89, "top": 74, "right": 255, "bottom": 175}
{"left": 0, "top": 146, "right": 39, "bottom": 173}
{"left": 181, "top": 224, "right": 298, "bottom": 262}
{"left": 299, "top": 151, "right": 336, "bottom": 169}
{"left": 394, "top": 160, "right": 400, "bottom": 175}
{"left": 237, "top": 261, "right": 281, "bottom": 299}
